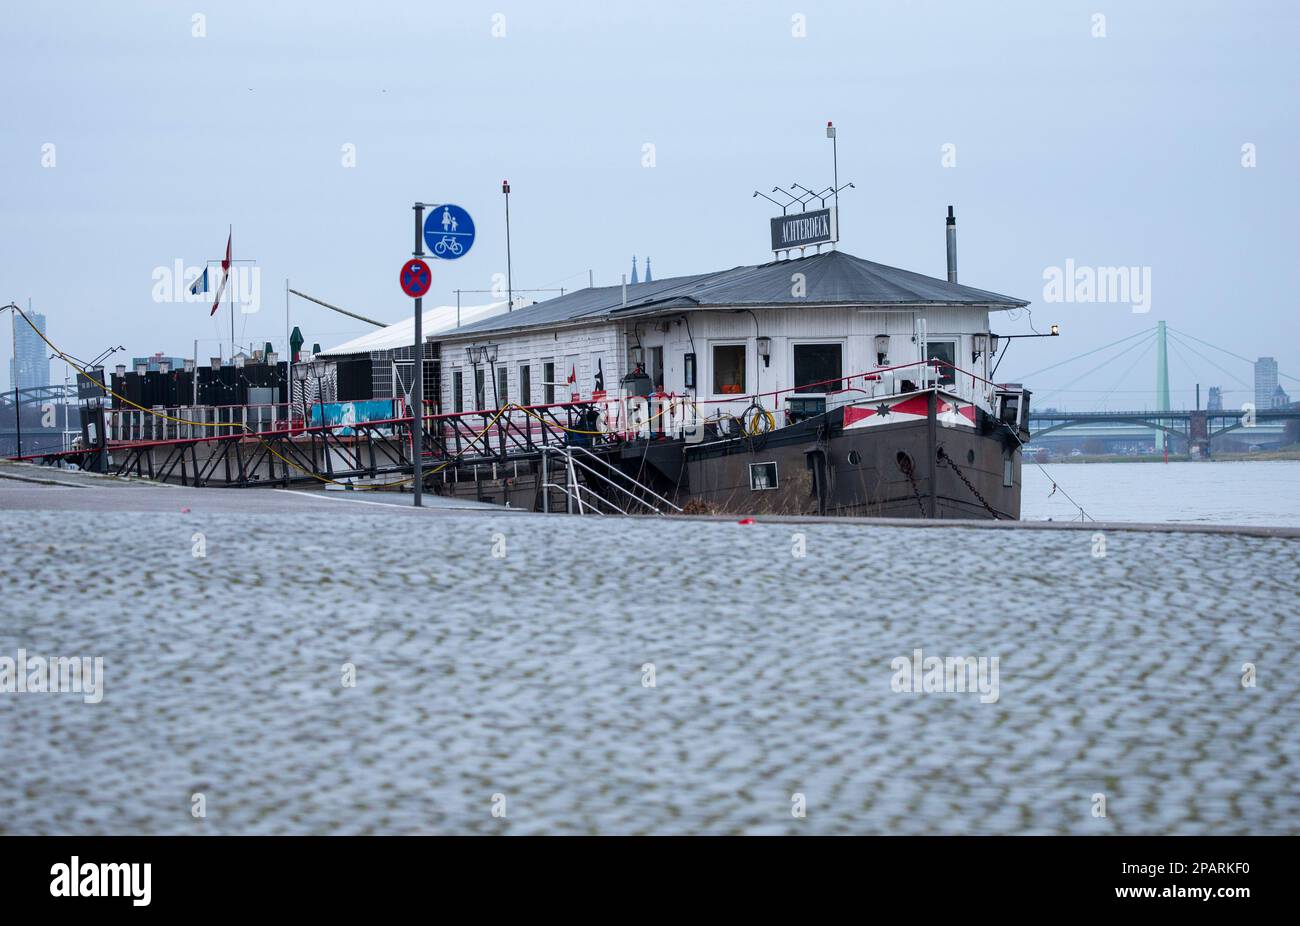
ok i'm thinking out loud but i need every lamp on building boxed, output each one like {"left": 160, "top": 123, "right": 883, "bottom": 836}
{"left": 874, "top": 335, "right": 890, "bottom": 366}
{"left": 134, "top": 362, "right": 147, "bottom": 375}
{"left": 211, "top": 357, "right": 223, "bottom": 370}
{"left": 115, "top": 364, "right": 126, "bottom": 376}
{"left": 466, "top": 345, "right": 479, "bottom": 365}
{"left": 234, "top": 354, "right": 246, "bottom": 368}
{"left": 158, "top": 361, "right": 171, "bottom": 374}
{"left": 989, "top": 334, "right": 1000, "bottom": 356}
{"left": 756, "top": 336, "right": 772, "bottom": 368}
{"left": 265, "top": 352, "right": 278, "bottom": 365}
{"left": 972, "top": 333, "right": 988, "bottom": 364}
{"left": 183, "top": 358, "right": 195, "bottom": 373}
{"left": 483, "top": 343, "right": 499, "bottom": 364}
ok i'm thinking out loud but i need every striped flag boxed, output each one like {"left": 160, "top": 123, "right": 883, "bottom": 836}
{"left": 189, "top": 267, "right": 209, "bottom": 296}
{"left": 210, "top": 230, "right": 231, "bottom": 316}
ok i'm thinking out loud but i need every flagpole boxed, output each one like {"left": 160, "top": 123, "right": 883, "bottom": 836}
{"left": 229, "top": 224, "right": 235, "bottom": 358}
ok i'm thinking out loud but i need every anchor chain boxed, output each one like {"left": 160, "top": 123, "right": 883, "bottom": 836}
{"left": 896, "top": 452, "right": 927, "bottom": 517}
{"left": 937, "top": 447, "right": 1000, "bottom": 519}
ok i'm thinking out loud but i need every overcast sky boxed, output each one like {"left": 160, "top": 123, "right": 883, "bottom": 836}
{"left": 3, "top": 0, "right": 1296, "bottom": 409}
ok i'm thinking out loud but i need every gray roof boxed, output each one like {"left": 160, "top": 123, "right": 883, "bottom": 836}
{"left": 445, "top": 249, "right": 1028, "bottom": 339}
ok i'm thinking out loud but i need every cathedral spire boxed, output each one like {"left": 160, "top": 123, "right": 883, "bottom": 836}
{"left": 630, "top": 254, "right": 639, "bottom": 285}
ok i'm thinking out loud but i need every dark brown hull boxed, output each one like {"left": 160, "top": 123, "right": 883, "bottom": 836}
{"left": 677, "top": 408, "right": 1019, "bottom": 519}
{"left": 433, "top": 397, "right": 1022, "bottom": 521}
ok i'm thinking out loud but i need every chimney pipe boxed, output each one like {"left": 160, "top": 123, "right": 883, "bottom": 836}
{"left": 945, "top": 205, "right": 958, "bottom": 283}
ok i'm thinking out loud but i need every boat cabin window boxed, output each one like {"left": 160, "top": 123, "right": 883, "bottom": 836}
{"left": 712, "top": 344, "right": 746, "bottom": 395}
{"left": 453, "top": 371, "right": 464, "bottom": 413}
{"left": 543, "top": 361, "right": 555, "bottom": 404}
{"left": 926, "top": 340, "right": 957, "bottom": 386}
{"left": 749, "top": 461, "right": 778, "bottom": 490}
{"left": 793, "top": 343, "right": 843, "bottom": 393}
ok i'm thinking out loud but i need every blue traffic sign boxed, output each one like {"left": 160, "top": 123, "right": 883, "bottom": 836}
{"left": 423, "top": 204, "right": 475, "bottom": 260}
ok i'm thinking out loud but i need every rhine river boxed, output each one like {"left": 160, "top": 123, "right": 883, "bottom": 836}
{"left": 1023, "top": 460, "right": 1300, "bottom": 526}
{"left": 1, "top": 470, "right": 1296, "bottom": 835}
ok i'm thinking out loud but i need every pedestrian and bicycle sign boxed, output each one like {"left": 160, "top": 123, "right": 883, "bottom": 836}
{"left": 399, "top": 258, "right": 432, "bottom": 298}
{"left": 422, "top": 204, "right": 475, "bottom": 260}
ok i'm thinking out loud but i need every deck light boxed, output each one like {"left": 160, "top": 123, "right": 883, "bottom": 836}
{"left": 134, "top": 362, "right": 147, "bottom": 375}
{"left": 973, "top": 333, "right": 988, "bottom": 363}
{"left": 466, "top": 346, "right": 479, "bottom": 365}
{"left": 292, "top": 363, "right": 309, "bottom": 382}
{"left": 183, "top": 358, "right": 196, "bottom": 373}
{"left": 158, "top": 361, "right": 171, "bottom": 374}
{"left": 484, "top": 344, "right": 499, "bottom": 364}
{"left": 757, "top": 336, "right": 772, "bottom": 367}
{"left": 874, "top": 335, "right": 890, "bottom": 366}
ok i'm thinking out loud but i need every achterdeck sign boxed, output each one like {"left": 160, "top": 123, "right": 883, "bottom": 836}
{"left": 770, "top": 207, "right": 838, "bottom": 252}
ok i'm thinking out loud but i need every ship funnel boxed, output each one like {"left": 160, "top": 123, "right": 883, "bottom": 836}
{"left": 945, "top": 205, "right": 958, "bottom": 283}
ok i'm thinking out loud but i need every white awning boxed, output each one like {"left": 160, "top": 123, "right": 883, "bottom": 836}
{"left": 319, "top": 301, "right": 515, "bottom": 356}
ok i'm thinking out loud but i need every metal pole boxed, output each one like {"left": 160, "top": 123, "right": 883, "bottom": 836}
{"left": 1155, "top": 320, "right": 1169, "bottom": 453}
{"left": 284, "top": 277, "right": 291, "bottom": 420}
{"left": 10, "top": 308, "right": 20, "bottom": 459}
{"left": 503, "top": 180, "right": 513, "bottom": 311}
{"left": 828, "top": 122, "right": 839, "bottom": 241}
{"left": 412, "top": 203, "right": 426, "bottom": 506}
{"left": 229, "top": 225, "right": 236, "bottom": 359}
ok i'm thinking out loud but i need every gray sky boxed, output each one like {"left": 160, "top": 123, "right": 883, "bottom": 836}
{"left": 3, "top": 0, "right": 1296, "bottom": 409}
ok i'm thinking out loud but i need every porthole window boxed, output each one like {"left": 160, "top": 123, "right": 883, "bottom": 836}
{"left": 847, "top": 450, "right": 862, "bottom": 466}
{"left": 967, "top": 449, "right": 975, "bottom": 464}
{"left": 749, "top": 461, "right": 778, "bottom": 490}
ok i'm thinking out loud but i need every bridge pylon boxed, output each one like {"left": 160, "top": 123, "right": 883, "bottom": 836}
{"left": 1155, "top": 320, "right": 1170, "bottom": 452}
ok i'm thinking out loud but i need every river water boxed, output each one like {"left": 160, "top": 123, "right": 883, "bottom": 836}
{"left": 1023, "top": 460, "right": 1300, "bottom": 526}
{"left": 1, "top": 481, "right": 1296, "bottom": 835}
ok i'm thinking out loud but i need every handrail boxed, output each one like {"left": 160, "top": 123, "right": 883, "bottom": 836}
{"left": 550, "top": 446, "right": 673, "bottom": 516}
{"left": 569, "top": 446, "right": 683, "bottom": 513}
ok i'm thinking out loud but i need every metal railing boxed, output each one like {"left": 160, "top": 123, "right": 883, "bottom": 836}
{"left": 539, "top": 445, "right": 683, "bottom": 516}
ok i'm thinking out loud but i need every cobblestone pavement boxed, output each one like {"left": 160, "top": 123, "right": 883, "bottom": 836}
{"left": 1, "top": 490, "right": 1297, "bottom": 834}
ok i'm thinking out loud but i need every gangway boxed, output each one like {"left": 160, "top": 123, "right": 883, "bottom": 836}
{"left": 539, "top": 445, "right": 684, "bottom": 516}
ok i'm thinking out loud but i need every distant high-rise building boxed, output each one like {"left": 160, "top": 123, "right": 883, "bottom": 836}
{"left": 8, "top": 308, "right": 49, "bottom": 395}
{"left": 1254, "top": 357, "right": 1279, "bottom": 411}
{"left": 1206, "top": 386, "right": 1223, "bottom": 411}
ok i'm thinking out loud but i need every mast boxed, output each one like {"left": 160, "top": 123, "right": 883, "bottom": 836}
{"left": 229, "top": 224, "right": 235, "bottom": 358}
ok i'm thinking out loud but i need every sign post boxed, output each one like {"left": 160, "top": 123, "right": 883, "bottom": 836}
{"left": 411, "top": 204, "right": 426, "bottom": 507}
{"left": 407, "top": 202, "right": 474, "bottom": 507}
